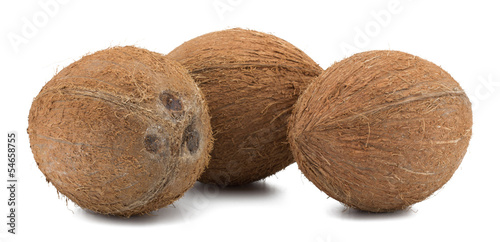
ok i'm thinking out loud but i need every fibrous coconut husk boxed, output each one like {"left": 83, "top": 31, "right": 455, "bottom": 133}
{"left": 168, "top": 28, "right": 322, "bottom": 185}
{"left": 28, "top": 46, "right": 213, "bottom": 217}
{"left": 288, "top": 50, "right": 472, "bottom": 212}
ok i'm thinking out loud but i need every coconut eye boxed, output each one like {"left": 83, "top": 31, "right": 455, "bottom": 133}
{"left": 144, "top": 134, "right": 161, "bottom": 153}
{"left": 182, "top": 121, "right": 200, "bottom": 154}
{"left": 159, "top": 91, "right": 183, "bottom": 111}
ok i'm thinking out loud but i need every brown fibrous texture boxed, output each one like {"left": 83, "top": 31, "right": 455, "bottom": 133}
{"left": 28, "top": 46, "right": 213, "bottom": 217}
{"left": 288, "top": 50, "right": 472, "bottom": 212}
{"left": 168, "top": 28, "right": 323, "bottom": 185}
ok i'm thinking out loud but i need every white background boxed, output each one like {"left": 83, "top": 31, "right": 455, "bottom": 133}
{"left": 1, "top": 0, "right": 499, "bottom": 241}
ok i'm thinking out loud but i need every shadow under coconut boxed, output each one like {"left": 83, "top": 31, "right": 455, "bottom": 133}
{"left": 333, "top": 205, "right": 416, "bottom": 220}
{"left": 79, "top": 205, "right": 187, "bottom": 225}
{"left": 79, "top": 180, "right": 281, "bottom": 224}
{"left": 192, "top": 180, "right": 280, "bottom": 199}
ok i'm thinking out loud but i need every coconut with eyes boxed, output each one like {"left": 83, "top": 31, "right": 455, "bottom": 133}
{"left": 28, "top": 46, "right": 212, "bottom": 217}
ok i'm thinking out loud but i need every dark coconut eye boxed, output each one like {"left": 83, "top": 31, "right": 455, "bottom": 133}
{"left": 182, "top": 121, "right": 200, "bottom": 154}
{"left": 159, "top": 91, "right": 182, "bottom": 111}
{"left": 144, "top": 134, "right": 160, "bottom": 153}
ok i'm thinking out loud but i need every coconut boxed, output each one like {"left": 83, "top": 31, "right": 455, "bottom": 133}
{"left": 28, "top": 46, "right": 212, "bottom": 217}
{"left": 288, "top": 50, "right": 472, "bottom": 212}
{"left": 168, "top": 28, "right": 322, "bottom": 185}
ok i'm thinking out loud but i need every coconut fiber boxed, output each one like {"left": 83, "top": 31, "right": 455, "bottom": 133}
{"left": 288, "top": 50, "right": 472, "bottom": 212}
{"left": 28, "top": 46, "right": 213, "bottom": 217}
{"left": 168, "top": 28, "right": 322, "bottom": 185}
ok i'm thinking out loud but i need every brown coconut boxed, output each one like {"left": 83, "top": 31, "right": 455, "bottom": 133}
{"left": 288, "top": 50, "right": 472, "bottom": 212}
{"left": 28, "top": 46, "right": 212, "bottom": 217}
{"left": 168, "top": 28, "right": 322, "bottom": 185}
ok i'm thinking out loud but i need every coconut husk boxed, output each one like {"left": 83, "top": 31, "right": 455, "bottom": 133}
{"left": 168, "top": 28, "right": 322, "bottom": 185}
{"left": 288, "top": 50, "right": 472, "bottom": 212}
{"left": 28, "top": 46, "right": 213, "bottom": 217}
